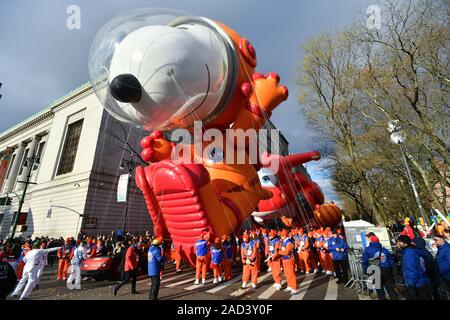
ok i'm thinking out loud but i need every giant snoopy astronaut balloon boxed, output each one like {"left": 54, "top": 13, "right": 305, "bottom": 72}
{"left": 89, "top": 8, "right": 341, "bottom": 266}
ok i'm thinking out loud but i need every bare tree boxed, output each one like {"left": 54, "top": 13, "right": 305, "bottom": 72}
{"left": 298, "top": 0, "right": 449, "bottom": 225}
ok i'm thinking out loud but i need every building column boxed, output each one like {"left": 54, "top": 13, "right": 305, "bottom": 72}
{"left": 17, "top": 136, "right": 39, "bottom": 190}
{"left": 4, "top": 142, "right": 25, "bottom": 193}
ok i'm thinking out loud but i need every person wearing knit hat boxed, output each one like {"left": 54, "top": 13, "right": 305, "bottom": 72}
{"left": 323, "top": 228, "right": 334, "bottom": 273}
{"left": 194, "top": 231, "right": 210, "bottom": 285}
{"left": 361, "top": 233, "right": 398, "bottom": 300}
{"left": 210, "top": 238, "right": 224, "bottom": 284}
{"left": 396, "top": 235, "right": 432, "bottom": 300}
{"left": 148, "top": 236, "right": 165, "bottom": 300}
{"left": 240, "top": 232, "right": 258, "bottom": 289}
{"left": 250, "top": 231, "right": 262, "bottom": 275}
{"left": 292, "top": 229, "right": 302, "bottom": 272}
{"left": 15, "top": 243, "right": 31, "bottom": 281}
{"left": 265, "top": 229, "right": 282, "bottom": 290}
{"left": 296, "top": 228, "right": 313, "bottom": 274}
{"left": 308, "top": 231, "right": 320, "bottom": 273}
{"left": 278, "top": 229, "right": 298, "bottom": 294}
{"left": 221, "top": 235, "right": 233, "bottom": 281}
{"left": 315, "top": 229, "right": 334, "bottom": 275}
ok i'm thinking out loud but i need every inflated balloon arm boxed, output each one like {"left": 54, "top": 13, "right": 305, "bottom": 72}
{"left": 231, "top": 72, "right": 288, "bottom": 131}
{"left": 140, "top": 130, "right": 174, "bottom": 163}
{"left": 134, "top": 166, "right": 168, "bottom": 239}
{"left": 260, "top": 151, "right": 320, "bottom": 170}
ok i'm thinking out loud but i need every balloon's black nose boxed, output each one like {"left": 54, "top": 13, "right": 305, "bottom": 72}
{"left": 109, "top": 74, "right": 142, "bottom": 103}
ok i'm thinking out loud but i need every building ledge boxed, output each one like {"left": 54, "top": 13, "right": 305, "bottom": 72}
{"left": 0, "top": 81, "right": 93, "bottom": 143}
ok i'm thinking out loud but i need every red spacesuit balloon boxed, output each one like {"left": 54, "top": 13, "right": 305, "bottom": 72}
{"left": 252, "top": 152, "right": 342, "bottom": 228}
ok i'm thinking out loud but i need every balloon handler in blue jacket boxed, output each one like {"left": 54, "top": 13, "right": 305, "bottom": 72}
{"left": 396, "top": 235, "right": 432, "bottom": 300}
{"left": 362, "top": 233, "right": 399, "bottom": 300}
{"left": 433, "top": 234, "right": 450, "bottom": 286}
{"left": 327, "top": 229, "right": 349, "bottom": 284}
{"left": 412, "top": 236, "right": 441, "bottom": 300}
{"left": 148, "top": 237, "right": 165, "bottom": 300}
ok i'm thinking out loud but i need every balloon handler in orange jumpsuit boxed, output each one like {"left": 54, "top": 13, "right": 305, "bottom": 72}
{"left": 221, "top": 235, "right": 233, "bottom": 281}
{"left": 315, "top": 229, "right": 334, "bottom": 275}
{"left": 265, "top": 229, "right": 283, "bottom": 291}
{"left": 171, "top": 242, "right": 183, "bottom": 273}
{"left": 194, "top": 231, "right": 210, "bottom": 285}
{"left": 250, "top": 231, "right": 262, "bottom": 275}
{"left": 16, "top": 243, "right": 31, "bottom": 280}
{"left": 210, "top": 238, "right": 224, "bottom": 284}
{"left": 295, "top": 228, "right": 313, "bottom": 274}
{"left": 241, "top": 233, "right": 259, "bottom": 289}
{"left": 308, "top": 231, "right": 320, "bottom": 273}
{"left": 57, "top": 238, "right": 73, "bottom": 281}
{"left": 278, "top": 229, "right": 298, "bottom": 294}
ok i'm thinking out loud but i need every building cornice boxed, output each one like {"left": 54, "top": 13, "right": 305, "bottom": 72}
{"left": 0, "top": 109, "right": 54, "bottom": 143}
{"left": 0, "top": 82, "right": 93, "bottom": 143}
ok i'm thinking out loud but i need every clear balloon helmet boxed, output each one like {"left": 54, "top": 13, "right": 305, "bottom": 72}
{"left": 88, "top": 8, "right": 237, "bottom": 131}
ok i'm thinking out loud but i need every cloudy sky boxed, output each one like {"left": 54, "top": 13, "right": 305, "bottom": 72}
{"left": 0, "top": 0, "right": 375, "bottom": 203}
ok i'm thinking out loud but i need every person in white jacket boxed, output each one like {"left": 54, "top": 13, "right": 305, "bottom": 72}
{"left": 11, "top": 242, "right": 61, "bottom": 300}
{"left": 35, "top": 242, "right": 49, "bottom": 289}
{"left": 67, "top": 241, "right": 88, "bottom": 290}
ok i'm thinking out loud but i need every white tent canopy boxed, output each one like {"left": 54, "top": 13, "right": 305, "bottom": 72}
{"left": 343, "top": 219, "right": 375, "bottom": 227}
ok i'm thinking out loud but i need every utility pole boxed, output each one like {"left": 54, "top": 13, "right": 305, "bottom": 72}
{"left": 9, "top": 152, "right": 39, "bottom": 240}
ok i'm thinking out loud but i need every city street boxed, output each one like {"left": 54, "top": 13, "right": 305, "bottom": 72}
{"left": 7, "top": 262, "right": 375, "bottom": 301}
{"left": 0, "top": 0, "right": 447, "bottom": 308}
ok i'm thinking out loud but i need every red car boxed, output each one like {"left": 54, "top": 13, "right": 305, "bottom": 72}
{"left": 81, "top": 253, "right": 146, "bottom": 281}
{"left": 80, "top": 256, "right": 121, "bottom": 281}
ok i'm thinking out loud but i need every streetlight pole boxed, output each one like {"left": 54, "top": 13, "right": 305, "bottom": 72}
{"left": 387, "top": 120, "right": 428, "bottom": 226}
{"left": 120, "top": 152, "right": 137, "bottom": 234}
{"left": 9, "top": 152, "right": 39, "bottom": 240}
{"left": 398, "top": 142, "right": 427, "bottom": 224}
{"left": 47, "top": 204, "right": 84, "bottom": 237}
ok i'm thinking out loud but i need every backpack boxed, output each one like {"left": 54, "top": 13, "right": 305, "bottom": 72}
{"left": 368, "top": 246, "right": 383, "bottom": 266}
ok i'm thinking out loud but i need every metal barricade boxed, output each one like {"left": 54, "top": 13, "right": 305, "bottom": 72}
{"left": 345, "top": 250, "right": 376, "bottom": 295}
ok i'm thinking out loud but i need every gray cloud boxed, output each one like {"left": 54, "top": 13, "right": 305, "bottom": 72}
{"left": 0, "top": 0, "right": 375, "bottom": 200}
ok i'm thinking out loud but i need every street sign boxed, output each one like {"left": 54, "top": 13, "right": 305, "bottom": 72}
{"left": 117, "top": 173, "right": 129, "bottom": 202}
{"left": 344, "top": 226, "right": 392, "bottom": 250}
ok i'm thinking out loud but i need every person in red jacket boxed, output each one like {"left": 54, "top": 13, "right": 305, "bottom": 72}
{"left": 113, "top": 238, "right": 139, "bottom": 296}
{"left": 401, "top": 218, "right": 415, "bottom": 240}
